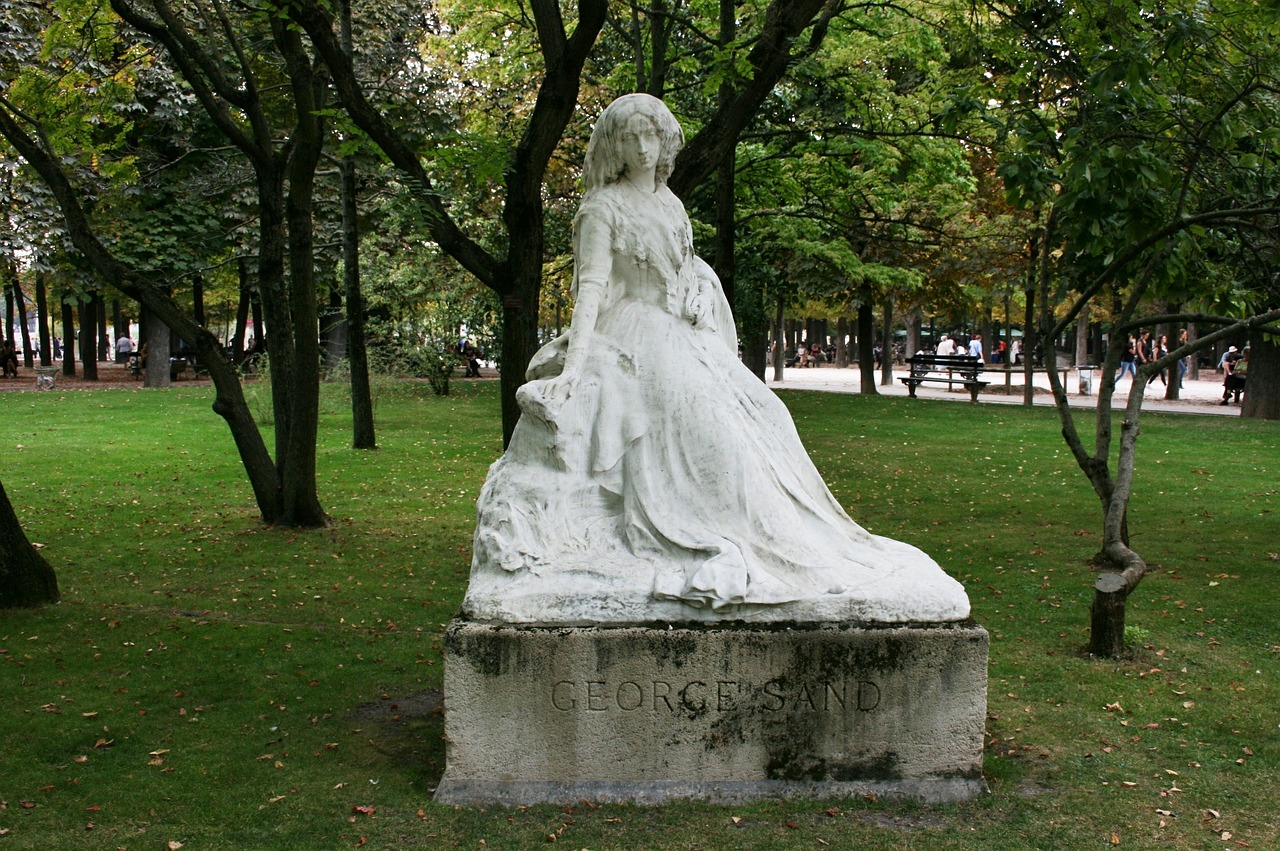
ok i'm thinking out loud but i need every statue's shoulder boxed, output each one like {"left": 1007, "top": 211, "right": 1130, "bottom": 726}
{"left": 575, "top": 185, "right": 630, "bottom": 228}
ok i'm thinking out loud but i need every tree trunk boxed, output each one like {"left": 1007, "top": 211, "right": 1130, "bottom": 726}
{"left": 233, "top": 259, "right": 251, "bottom": 367}
{"left": 35, "top": 274, "right": 51, "bottom": 367}
{"left": 880, "top": 297, "right": 894, "bottom": 386}
{"left": 906, "top": 311, "right": 921, "bottom": 361}
{"left": 1089, "top": 572, "right": 1128, "bottom": 657}
{"left": 0, "top": 478, "right": 59, "bottom": 608}
{"left": 276, "top": 18, "right": 328, "bottom": 527}
{"left": 713, "top": 0, "right": 737, "bottom": 317}
{"left": 340, "top": 152, "right": 376, "bottom": 449}
{"left": 143, "top": 304, "right": 171, "bottom": 387}
{"left": 79, "top": 296, "right": 97, "bottom": 381}
{"left": 1074, "top": 302, "right": 1089, "bottom": 367}
{"left": 857, "top": 300, "right": 877, "bottom": 395}
{"left": 772, "top": 294, "right": 785, "bottom": 382}
{"left": 60, "top": 300, "right": 75, "bottom": 376}
{"left": 112, "top": 299, "right": 127, "bottom": 344}
{"left": 498, "top": 284, "right": 540, "bottom": 445}
{"left": 834, "top": 316, "right": 848, "bottom": 368}
{"left": 1241, "top": 335, "right": 1279, "bottom": 419}
{"left": 1022, "top": 285, "right": 1036, "bottom": 406}
{"left": 321, "top": 299, "right": 345, "bottom": 373}
{"left": 96, "top": 292, "right": 109, "bottom": 362}
{"left": 7, "top": 271, "right": 34, "bottom": 368}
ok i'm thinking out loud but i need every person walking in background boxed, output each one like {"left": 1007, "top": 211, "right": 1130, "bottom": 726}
{"left": 115, "top": 333, "right": 134, "bottom": 364}
{"left": 1149, "top": 334, "right": 1169, "bottom": 385}
{"left": 967, "top": 333, "right": 984, "bottom": 362}
{"left": 1134, "top": 330, "right": 1152, "bottom": 377}
{"left": 1220, "top": 346, "right": 1244, "bottom": 404}
{"left": 1115, "top": 334, "right": 1138, "bottom": 382}
{"left": 1176, "top": 328, "right": 1190, "bottom": 388}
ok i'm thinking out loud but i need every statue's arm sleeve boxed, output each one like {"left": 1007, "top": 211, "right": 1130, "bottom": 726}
{"left": 565, "top": 211, "right": 613, "bottom": 373}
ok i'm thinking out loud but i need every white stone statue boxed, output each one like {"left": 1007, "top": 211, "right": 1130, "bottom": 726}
{"left": 464, "top": 93, "right": 970, "bottom": 625}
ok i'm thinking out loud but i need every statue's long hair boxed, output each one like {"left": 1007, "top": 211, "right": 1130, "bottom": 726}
{"left": 581, "top": 93, "right": 684, "bottom": 192}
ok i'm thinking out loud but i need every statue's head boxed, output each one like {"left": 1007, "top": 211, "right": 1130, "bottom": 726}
{"left": 583, "top": 94, "right": 684, "bottom": 191}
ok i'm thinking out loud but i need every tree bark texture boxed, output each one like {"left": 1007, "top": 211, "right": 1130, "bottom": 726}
{"left": 341, "top": 155, "right": 376, "bottom": 449}
{"left": 880, "top": 298, "right": 894, "bottom": 386}
{"left": 35, "top": 274, "right": 51, "bottom": 367}
{"left": 0, "top": 479, "right": 58, "bottom": 608}
{"left": 60, "top": 301, "right": 75, "bottom": 376}
{"left": 857, "top": 300, "right": 877, "bottom": 394}
{"left": 275, "top": 16, "right": 328, "bottom": 527}
{"left": 143, "top": 305, "right": 171, "bottom": 388}
{"left": 772, "top": 296, "right": 785, "bottom": 382}
{"left": 1089, "top": 572, "right": 1127, "bottom": 657}
{"left": 1241, "top": 335, "right": 1280, "bottom": 419}
{"left": 336, "top": 0, "right": 374, "bottom": 451}
{"left": 78, "top": 297, "right": 97, "bottom": 381}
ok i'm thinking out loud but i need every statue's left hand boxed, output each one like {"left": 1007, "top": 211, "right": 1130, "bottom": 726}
{"left": 685, "top": 293, "right": 709, "bottom": 327}
{"left": 517, "top": 371, "right": 575, "bottom": 424}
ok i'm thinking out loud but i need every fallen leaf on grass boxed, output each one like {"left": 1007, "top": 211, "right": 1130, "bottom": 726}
{"left": 167, "top": 842, "right": 184, "bottom": 850}
{"left": 351, "top": 805, "right": 376, "bottom": 815}
{"left": 93, "top": 738, "right": 113, "bottom": 749}
{"left": 1110, "top": 832, "right": 1121, "bottom": 845}
{"left": 73, "top": 756, "right": 88, "bottom": 764}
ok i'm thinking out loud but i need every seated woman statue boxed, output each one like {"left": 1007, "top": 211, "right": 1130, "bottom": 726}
{"left": 465, "top": 94, "right": 970, "bottom": 625}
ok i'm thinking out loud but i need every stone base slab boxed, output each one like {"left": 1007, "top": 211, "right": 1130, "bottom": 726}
{"left": 435, "top": 619, "right": 988, "bottom": 805}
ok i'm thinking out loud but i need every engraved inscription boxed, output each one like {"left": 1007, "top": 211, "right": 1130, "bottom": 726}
{"left": 550, "top": 679, "right": 880, "bottom": 713}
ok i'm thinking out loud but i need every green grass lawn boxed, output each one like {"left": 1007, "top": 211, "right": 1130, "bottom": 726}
{"left": 1, "top": 380, "right": 1277, "bottom": 849}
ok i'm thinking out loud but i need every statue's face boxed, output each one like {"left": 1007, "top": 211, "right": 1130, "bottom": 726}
{"left": 618, "top": 114, "right": 660, "bottom": 179}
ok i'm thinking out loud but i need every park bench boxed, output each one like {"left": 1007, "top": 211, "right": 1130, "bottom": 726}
{"left": 900, "top": 354, "right": 989, "bottom": 402}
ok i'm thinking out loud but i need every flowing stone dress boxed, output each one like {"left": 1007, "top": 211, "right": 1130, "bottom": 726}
{"left": 464, "top": 181, "right": 970, "bottom": 625}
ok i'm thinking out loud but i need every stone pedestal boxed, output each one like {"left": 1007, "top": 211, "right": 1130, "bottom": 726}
{"left": 435, "top": 619, "right": 988, "bottom": 805}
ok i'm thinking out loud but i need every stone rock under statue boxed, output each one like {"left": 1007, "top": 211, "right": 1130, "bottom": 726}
{"left": 464, "top": 93, "right": 970, "bottom": 627}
